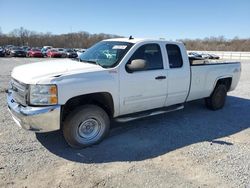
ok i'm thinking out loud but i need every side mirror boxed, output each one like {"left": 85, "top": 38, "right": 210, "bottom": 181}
{"left": 126, "top": 59, "right": 147, "bottom": 73}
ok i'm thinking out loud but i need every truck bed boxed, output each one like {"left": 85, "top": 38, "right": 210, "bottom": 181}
{"left": 187, "top": 60, "right": 241, "bottom": 102}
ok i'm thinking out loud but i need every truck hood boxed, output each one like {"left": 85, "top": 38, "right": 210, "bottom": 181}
{"left": 11, "top": 59, "right": 103, "bottom": 84}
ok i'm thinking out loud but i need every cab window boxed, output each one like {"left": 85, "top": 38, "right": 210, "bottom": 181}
{"left": 128, "top": 43, "right": 163, "bottom": 71}
{"left": 166, "top": 44, "right": 183, "bottom": 68}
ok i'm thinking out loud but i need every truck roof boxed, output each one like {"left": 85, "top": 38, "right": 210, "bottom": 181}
{"left": 104, "top": 38, "right": 183, "bottom": 45}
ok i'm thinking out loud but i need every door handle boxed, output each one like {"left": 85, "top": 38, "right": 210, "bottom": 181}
{"left": 155, "top": 76, "right": 166, "bottom": 80}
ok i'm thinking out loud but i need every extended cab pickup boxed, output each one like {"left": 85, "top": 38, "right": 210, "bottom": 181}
{"left": 7, "top": 38, "right": 241, "bottom": 148}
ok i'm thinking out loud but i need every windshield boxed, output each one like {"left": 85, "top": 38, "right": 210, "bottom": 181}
{"left": 79, "top": 41, "right": 133, "bottom": 68}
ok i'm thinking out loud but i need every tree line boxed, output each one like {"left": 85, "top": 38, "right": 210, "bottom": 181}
{"left": 0, "top": 27, "right": 250, "bottom": 51}
{"left": 180, "top": 36, "right": 250, "bottom": 51}
{"left": 0, "top": 27, "right": 121, "bottom": 49}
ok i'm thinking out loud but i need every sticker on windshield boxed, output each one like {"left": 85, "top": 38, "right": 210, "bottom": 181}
{"left": 112, "top": 45, "right": 127, "bottom": 50}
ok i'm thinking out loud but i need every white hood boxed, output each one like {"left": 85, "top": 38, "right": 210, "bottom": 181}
{"left": 11, "top": 59, "right": 102, "bottom": 84}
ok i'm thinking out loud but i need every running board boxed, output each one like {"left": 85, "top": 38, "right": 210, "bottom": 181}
{"left": 115, "top": 104, "right": 184, "bottom": 123}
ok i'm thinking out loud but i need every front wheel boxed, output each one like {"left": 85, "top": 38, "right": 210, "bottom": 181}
{"left": 205, "top": 84, "right": 227, "bottom": 110}
{"left": 63, "top": 105, "right": 110, "bottom": 148}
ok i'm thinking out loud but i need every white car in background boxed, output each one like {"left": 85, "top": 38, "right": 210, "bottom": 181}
{"left": 76, "top": 49, "right": 86, "bottom": 58}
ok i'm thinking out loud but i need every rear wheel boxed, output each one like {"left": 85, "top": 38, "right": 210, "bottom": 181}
{"left": 63, "top": 105, "right": 110, "bottom": 148}
{"left": 205, "top": 84, "right": 227, "bottom": 110}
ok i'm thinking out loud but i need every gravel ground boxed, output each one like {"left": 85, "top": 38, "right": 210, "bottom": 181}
{"left": 0, "top": 57, "right": 249, "bottom": 188}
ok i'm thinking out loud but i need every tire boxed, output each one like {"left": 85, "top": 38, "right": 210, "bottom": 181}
{"left": 205, "top": 84, "right": 227, "bottom": 110}
{"left": 63, "top": 105, "right": 110, "bottom": 148}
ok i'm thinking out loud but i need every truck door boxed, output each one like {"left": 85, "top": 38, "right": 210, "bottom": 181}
{"left": 164, "top": 44, "right": 190, "bottom": 106}
{"left": 119, "top": 43, "right": 168, "bottom": 115}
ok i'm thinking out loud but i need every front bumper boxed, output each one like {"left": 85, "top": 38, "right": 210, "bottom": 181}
{"left": 68, "top": 54, "right": 78, "bottom": 58}
{"left": 7, "top": 92, "right": 61, "bottom": 133}
{"left": 32, "top": 53, "right": 43, "bottom": 57}
{"left": 12, "top": 52, "right": 26, "bottom": 57}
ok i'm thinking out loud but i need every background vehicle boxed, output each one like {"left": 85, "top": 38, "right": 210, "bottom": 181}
{"left": 27, "top": 48, "right": 44, "bottom": 57}
{"left": 188, "top": 52, "right": 204, "bottom": 63}
{"left": 21, "top": 46, "right": 31, "bottom": 52}
{"left": 9, "top": 47, "right": 26, "bottom": 57}
{"left": 188, "top": 52, "right": 202, "bottom": 58}
{"left": 41, "top": 46, "right": 53, "bottom": 57}
{"left": 208, "top": 54, "right": 220, "bottom": 59}
{"left": 0, "top": 47, "right": 5, "bottom": 57}
{"left": 189, "top": 52, "right": 220, "bottom": 60}
{"left": 42, "top": 46, "right": 53, "bottom": 50}
{"left": 5, "top": 45, "right": 15, "bottom": 55}
{"left": 76, "top": 49, "right": 86, "bottom": 58}
{"left": 64, "top": 49, "right": 78, "bottom": 58}
{"left": 57, "top": 48, "right": 67, "bottom": 58}
{"left": 201, "top": 53, "right": 211, "bottom": 59}
{"left": 7, "top": 38, "right": 241, "bottom": 148}
{"left": 47, "top": 49, "right": 62, "bottom": 58}
{"left": 41, "top": 49, "right": 49, "bottom": 57}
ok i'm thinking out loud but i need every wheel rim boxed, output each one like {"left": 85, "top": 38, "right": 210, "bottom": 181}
{"left": 78, "top": 118, "right": 101, "bottom": 141}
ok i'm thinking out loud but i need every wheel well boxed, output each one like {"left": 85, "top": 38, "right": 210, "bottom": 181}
{"left": 61, "top": 92, "right": 114, "bottom": 122}
{"left": 216, "top": 77, "right": 232, "bottom": 91}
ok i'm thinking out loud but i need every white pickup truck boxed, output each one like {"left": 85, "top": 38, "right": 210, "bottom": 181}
{"left": 7, "top": 38, "right": 241, "bottom": 148}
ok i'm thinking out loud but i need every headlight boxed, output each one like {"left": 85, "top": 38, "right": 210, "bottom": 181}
{"left": 29, "top": 84, "right": 58, "bottom": 105}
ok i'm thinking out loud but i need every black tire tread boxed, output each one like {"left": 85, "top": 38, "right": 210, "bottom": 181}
{"left": 205, "top": 84, "right": 227, "bottom": 110}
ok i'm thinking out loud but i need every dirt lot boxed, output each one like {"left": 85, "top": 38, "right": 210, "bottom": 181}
{"left": 0, "top": 57, "right": 249, "bottom": 188}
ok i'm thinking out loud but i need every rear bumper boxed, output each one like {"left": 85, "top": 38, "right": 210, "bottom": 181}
{"left": 7, "top": 92, "right": 61, "bottom": 132}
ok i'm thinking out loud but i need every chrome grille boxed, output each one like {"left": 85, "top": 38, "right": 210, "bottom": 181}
{"left": 10, "top": 78, "right": 28, "bottom": 106}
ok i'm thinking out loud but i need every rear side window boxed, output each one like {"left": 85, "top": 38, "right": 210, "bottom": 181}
{"left": 129, "top": 43, "right": 163, "bottom": 70}
{"left": 166, "top": 44, "right": 183, "bottom": 68}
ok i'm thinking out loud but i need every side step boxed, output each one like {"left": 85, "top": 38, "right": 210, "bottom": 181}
{"left": 115, "top": 104, "right": 184, "bottom": 123}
